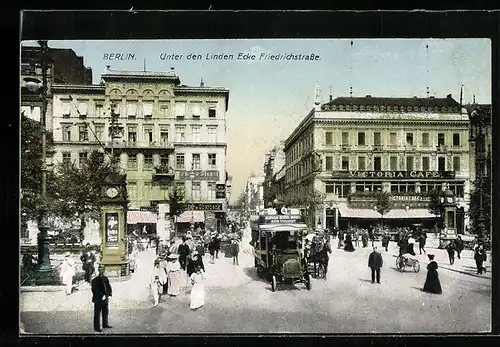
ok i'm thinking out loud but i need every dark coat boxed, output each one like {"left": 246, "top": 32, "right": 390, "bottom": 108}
{"left": 91, "top": 275, "right": 112, "bottom": 303}
{"left": 368, "top": 251, "right": 383, "bottom": 269}
{"left": 178, "top": 243, "right": 190, "bottom": 258}
{"left": 423, "top": 261, "right": 442, "bottom": 294}
{"left": 187, "top": 256, "right": 205, "bottom": 277}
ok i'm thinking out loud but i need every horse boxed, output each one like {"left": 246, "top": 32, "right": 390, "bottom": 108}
{"left": 309, "top": 241, "right": 332, "bottom": 279}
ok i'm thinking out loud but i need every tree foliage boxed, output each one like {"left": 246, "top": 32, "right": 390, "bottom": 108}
{"left": 427, "top": 189, "right": 446, "bottom": 229}
{"left": 20, "top": 112, "right": 55, "bottom": 223}
{"left": 167, "top": 182, "right": 187, "bottom": 218}
{"left": 374, "top": 191, "right": 392, "bottom": 216}
{"left": 468, "top": 181, "right": 491, "bottom": 238}
{"left": 51, "top": 150, "right": 114, "bottom": 240}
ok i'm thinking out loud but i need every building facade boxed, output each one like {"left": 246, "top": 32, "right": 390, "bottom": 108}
{"left": 284, "top": 93, "right": 471, "bottom": 234}
{"left": 50, "top": 68, "right": 230, "bottom": 236}
{"left": 245, "top": 175, "right": 265, "bottom": 216}
{"left": 262, "top": 143, "right": 286, "bottom": 207}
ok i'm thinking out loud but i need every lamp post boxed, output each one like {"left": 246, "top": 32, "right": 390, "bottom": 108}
{"left": 36, "top": 40, "right": 53, "bottom": 273}
{"left": 471, "top": 109, "right": 487, "bottom": 242}
{"left": 190, "top": 172, "right": 195, "bottom": 230}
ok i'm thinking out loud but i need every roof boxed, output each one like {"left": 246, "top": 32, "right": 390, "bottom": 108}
{"left": 322, "top": 96, "right": 461, "bottom": 109}
{"left": 259, "top": 224, "right": 308, "bottom": 231}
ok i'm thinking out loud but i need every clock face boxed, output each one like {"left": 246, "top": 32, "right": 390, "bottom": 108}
{"left": 447, "top": 197, "right": 453, "bottom": 203}
{"left": 106, "top": 187, "right": 119, "bottom": 198}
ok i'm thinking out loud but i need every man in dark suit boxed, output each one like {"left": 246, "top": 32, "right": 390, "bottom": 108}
{"left": 81, "top": 243, "right": 96, "bottom": 283}
{"left": 368, "top": 246, "right": 383, "bottom": 284}
{"left": 91, "top": 264, "right": 113, "bottom": 332}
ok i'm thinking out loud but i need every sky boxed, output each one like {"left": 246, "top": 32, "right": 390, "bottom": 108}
{"left": 21, "top": 39, "right": 491, "bottom": 202}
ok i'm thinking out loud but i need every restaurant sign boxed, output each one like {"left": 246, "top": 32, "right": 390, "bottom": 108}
{"left": 182, "top": 203, "right": 223, "bottom": 211}
{"left": 332, "top": 171, "right": 455, "bottom": 179}
{"left": 178, "top": 170, "right": 220, "bottom": 181}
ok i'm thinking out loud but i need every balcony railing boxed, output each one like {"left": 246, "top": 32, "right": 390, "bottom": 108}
{"left": 105, "top": 140, "right": 175, "bottom": 149}
{"left": 153, "top": 164, "right": 175, "bottom": 175}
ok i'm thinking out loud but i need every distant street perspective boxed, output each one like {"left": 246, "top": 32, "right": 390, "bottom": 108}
{"left": 20, "top": 38, "right": 491, "bottom": 335}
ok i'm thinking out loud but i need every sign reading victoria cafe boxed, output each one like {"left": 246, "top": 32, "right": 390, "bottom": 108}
{"left": 332, "top": 171, "right": 455, "bottom": 179}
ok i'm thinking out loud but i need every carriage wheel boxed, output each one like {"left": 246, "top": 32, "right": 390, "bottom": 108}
{"left": 305, "top": 273, "right": 312, "bottom": 290}
{"left": 396, "top": 256, "right": 405, "bottom": 272}
{"left": 413, "top": 261, "right": 421, "bottom": 273}
{"left": 271, "top": 275, "right": 277, "bottom": 292}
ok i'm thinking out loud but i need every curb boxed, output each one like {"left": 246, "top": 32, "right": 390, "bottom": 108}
{"left": 21, "top": 285, "right": 65, "bottom": 293}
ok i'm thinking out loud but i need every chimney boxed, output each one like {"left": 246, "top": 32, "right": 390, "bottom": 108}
{"left": 329, "top": 95, "right": 332, "bottom": 102}
{"left": 200, "top": 77, "right": 204, "bottom": 87}
{"left": 447, "top": 94, "right": 452, "bottom": 99}
{"left": 365, "top": 95, "right": 372, "bottom": 98}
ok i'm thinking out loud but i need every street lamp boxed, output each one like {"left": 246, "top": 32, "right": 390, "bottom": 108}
{"left": 33, "top": 40, "right": 53, "bottom": 273}
{"left": 189, "top": 172, "right": 196, "bottom": 230}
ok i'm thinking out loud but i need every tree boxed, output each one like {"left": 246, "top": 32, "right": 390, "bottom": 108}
{"left": 468, "top": 181, "right": 491, "bottom": 239}
{"left": 167, "top": 182, "right": 187, "bottom": 235}
{"left": 374, "top": 191, "right": 392, "bottom": 230}
{"left": 51, "top": 150, "right": 114, "bottom": 241}
{"left": 20, "top": 112, "right": 55, "bottom": 232}
{"left": 428, "top": 189, "right": 446, "bottom": 230}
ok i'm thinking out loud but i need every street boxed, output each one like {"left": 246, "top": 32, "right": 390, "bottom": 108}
{"left": 20, "top": 227, "right": 491, "bottom": 334}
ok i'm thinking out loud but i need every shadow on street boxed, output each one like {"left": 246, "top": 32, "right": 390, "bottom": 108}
{"left": 358, "top": 278, "right": 373, "bottom": 283}
{"left": 242, "top": 266, "right": 268, "bottom": 283}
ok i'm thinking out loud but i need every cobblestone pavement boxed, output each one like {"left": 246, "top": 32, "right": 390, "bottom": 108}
{"left": 20, "top": 228, "right": 491, "bottom": 334}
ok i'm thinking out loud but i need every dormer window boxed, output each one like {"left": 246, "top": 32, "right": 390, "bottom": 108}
{"left": 360, "top": 105, "right": 365, "bottom": 111}
{"left": 346, "top": 105, "right": 352, "bottom": 111}
{"left": 339, "top": 105, "right": 344, "bottom": 111}
{"left": 352, "top": 105, "right": 358, "bottom": 111}
{"left": 380, "top": 106, "right": 385, "bottom": 111}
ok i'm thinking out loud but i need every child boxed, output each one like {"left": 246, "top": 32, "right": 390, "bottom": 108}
{"left": 150, "top": 274, "right": 162, "bottom": 307}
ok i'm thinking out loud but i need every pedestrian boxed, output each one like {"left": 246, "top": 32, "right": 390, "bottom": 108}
{"left": 353, "top": 230, "right": 360, "bottom": 247}
{"left": 474, "top": 245, "right": 487, "bottom": 275}
{"left": 59, "top": 252, "right": 76, "bottom": 295}
{"left": 187, "top": 251, "right": 205, "bottom": 277}
{"left": 168, "top": 239, "right": 178, "bottom": 255}
{"left": 214, "top": 233, "right": 221, "bottom": 259}
{"left": 368, "top": 246, "right": 383, "bottom": 284}
{"left": 166, "top": 254, "right": 181, "bottom": 297}
{"left": 178, "top": 237, "right": 191, "bottom": 271}
{"left": 445, "top": 241, "right": 455, "bottom": 265}
{"left": 230, "top": 238, "right": 240, "bottom": 266}
{"left": 407, "top": 236, "right": 416, "bottom": 256}
{"left": 189, "top": 265, "right": 205, "bottom": 310}
{"left": 455, "top": 235, "right": 464, "bottom": 260}
{"left": 418, "top": 233, "right": 427, "bottom": 255}
{"left": 80, "top": 243, "right": 96, "bottom": 283}
{"left": 381, "top": 232, "right": 390, "bottom": 252}
{"left": 158, "top": 253, "right": 168, "bottom": 295}
{"left": 195, "top": 239, "right": 206, "bottom": 257}
{"left": 422, "top": 254, "right": 442, "bottom": 294}
{"left": 91, "top": 264, "right": 113, "bottom": 332}
{"left": 208, "top": 236, "right": 217, "bottom": 264}
{"left": 150, "top": 273, "right": 162, "bottom": 307}
{"left": 343, "top": 233, "right": 355, "bottom": 252}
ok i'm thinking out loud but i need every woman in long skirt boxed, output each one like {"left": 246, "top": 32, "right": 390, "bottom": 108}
{"left": 189, "top": 265, "right": 205, "bottom": 310}
{"left": 59, "top": 252, "right": 75, "bottom": 295}
{"left": 423, "top": 254, "right": 442, "bottom": 294}
{"left": 166, "top": 254, "right": 181, "bottom": 296}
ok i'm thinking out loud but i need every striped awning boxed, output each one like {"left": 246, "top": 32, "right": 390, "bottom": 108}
{"left": 338, "top": 204, "right": 437, "bottom": 219}
{"left": 127, "top": 211, "right": 158, "bottom": 224}
{"left": 176, "top": 211, "right": 205, "bottom": 223}
{"left": 384, "top": 209, "right": 437, "bottom": 219}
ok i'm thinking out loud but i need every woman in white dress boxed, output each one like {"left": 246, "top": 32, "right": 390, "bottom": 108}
{"left": 158, "top": 254, "right": 168, "bottom": 295}
{"left": 59, "top": 252, "right": 76, "bottom": 295}
{"left": 189, "top": 265, "right": 205, "bottom": 310}
{"left": 166, "top": 254, "right": 181, "bottom": 296}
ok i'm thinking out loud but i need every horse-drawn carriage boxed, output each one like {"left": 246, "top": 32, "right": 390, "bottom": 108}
{"left": 252, "top": 208, "right": 311, "bottom": 292}
{"left": 304, "top": 233, "right": 332, "bottom": 279}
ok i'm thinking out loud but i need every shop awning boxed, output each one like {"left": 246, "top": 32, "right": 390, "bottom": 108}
{"left": 338, "top": 204, "right": 437, "bottom": 219}
{"left": 176, "top": 211, "right": 205, "bottom": 223}
{"left": 338, "top": 206, "right": 381, "bottom": 219}
{"left": 383, "top": 209, "right": 437, "bottom": 219}
{"left": 127, "top": 211, "right": 158, "bottom": 224}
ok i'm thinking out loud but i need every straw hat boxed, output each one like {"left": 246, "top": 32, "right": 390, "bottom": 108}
{"left": 64, "top": 251, "right": 71, "bottom": 257}
{"left": 167, "top": 254, "right": 179, "bottom": 260}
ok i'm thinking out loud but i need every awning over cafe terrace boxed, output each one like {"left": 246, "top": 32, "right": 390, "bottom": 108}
{"left": 338, "top": 204, "right": 437, "bottom": 219}
{"left": 176, "top": 211, "right": 205, "bottom": 223}
{"left": 127, "top": 211, "right": 158, "bottom": 224}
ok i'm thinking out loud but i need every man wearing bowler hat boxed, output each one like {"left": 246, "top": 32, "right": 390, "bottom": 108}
{"left": 91, "top": 264, "right": 113, "bottom": 332}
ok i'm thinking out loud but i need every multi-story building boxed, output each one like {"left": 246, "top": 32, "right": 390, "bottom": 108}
{"left": 245, "top": 175, "right": 265, "bottom": 215}
{"left": 262, "top": 143, "right": 286, "bottom": 207}
{"left": 284, "top": 92, "right": 471, "bottom": 234}
{"left": 21, "top": 46, "right": 93, "bottom": 123}
{"left": 50, "top": 68, "right": 230, "bottom": 237}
